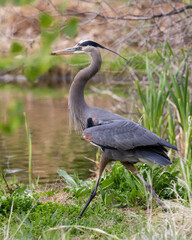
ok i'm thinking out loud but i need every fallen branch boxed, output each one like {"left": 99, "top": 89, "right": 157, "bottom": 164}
{"left": 64, "top": 5, "right": 192, "bottom": 22}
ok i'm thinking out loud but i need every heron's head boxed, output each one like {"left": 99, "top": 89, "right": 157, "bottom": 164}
{"left": 51, "top": 40, "right": 127, "bottom": 61}
{"left": 51, "top": 40, "right": 106, "bottom": 56}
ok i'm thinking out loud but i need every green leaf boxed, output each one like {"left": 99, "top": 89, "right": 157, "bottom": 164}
{"left": 10, "top": 42, "right": 23, "bottom": 54}
{"left": 181, "top": 48, "right": 185, "bottom": 57}
{"left": 166, "top": 41, "right": 174, "bottom": 56}
{"left": 41, "top": 30, "right": 58, "bottom": 47}
{"left": 39, "top": 13, "right": 53, "bottom": 28}
{"left": 101, "top": 177, "right": 114, "bottom": 190}
{"left": 57, "top": 169, "right": 78, "bottom": 188}
{"left": 10, "top": 0, "right": 34, "bottom": 5}
{"left": 104, "top": 193, "right": 115, "bottom": 205}
{"left": 12, "top": 186, "right": 27, "bottom": 196}
{"left": 62, "top": 18, "right": 78, "bottom": 38}
{"left": 0, "top": 101, "right": 24, "bottom": 134}
{"left": 115, "top": 194, "right": 128, "bottom": 204}
{"left": 75, "top": 187, "right": 90, "bottom": 197}
{"left": 24, "top": 63, "right": 41, "bottom": 82}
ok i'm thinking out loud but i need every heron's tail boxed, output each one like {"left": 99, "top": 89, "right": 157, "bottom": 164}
{"left": 136, "top": 146, "right": 173, "bottom": 166}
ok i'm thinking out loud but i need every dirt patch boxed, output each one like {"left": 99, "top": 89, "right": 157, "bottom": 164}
{"left": 35, "top": 182, "right": 76, "bottom": 205}
{"left": 38, "top": 191, "right": 75, "bottom": 205}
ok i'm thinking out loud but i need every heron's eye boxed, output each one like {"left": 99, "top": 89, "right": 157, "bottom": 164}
{"left": 76, "top": 45, "right": 82, "bottom": 51}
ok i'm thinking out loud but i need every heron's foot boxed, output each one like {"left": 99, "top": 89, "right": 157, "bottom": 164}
{"left": 76, "top": 215, "right": 82, "bottom": 220}
{"left": 145, "top": 183, "right": 169, "bottom": 212}
{"left": 77, "top": 185, "right": 98, "bottom": 219}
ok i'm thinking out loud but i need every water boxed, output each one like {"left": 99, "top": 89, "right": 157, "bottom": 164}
{"left": 0, "top": 88, "right": 134, "bottom": 184}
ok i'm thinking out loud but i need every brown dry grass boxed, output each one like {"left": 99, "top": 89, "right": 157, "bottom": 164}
{"left": 38, "top": 191, "right": 75, "bottom": 205}
{"left": 35, "top": 181, "right": 76, "bottom": 205}
{"left": 0, "top": 0, "right": 191, "bottom": 56}
{"left": 134, "top": 201, "right": 192, "bottom": 239}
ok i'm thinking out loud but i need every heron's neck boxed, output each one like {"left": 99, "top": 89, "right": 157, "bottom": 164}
{"left": 68, "top": 48, "right": 102, "bottom": 131}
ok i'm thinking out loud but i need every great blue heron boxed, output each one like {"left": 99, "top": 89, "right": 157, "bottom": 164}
{"left": 51, "top": 40, "right": 178, "bottom": 219}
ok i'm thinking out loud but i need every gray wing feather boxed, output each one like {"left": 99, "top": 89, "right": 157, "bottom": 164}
{"left": 83, "top": 120, "right": 178, "bottom": 151}
{"left": 137, "top": 150, "right": 171, "bottom": 166}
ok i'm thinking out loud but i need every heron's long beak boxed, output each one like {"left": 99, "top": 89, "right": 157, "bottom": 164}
{"left": 51, "top": 47, "right": 77, "bottom": 55}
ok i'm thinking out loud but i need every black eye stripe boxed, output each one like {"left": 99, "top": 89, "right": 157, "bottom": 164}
{"left": 77, "top": 41, "right": 104, "bottom": 48}
{"left": 77, "top": 40, "right": 128, "bottom": 62}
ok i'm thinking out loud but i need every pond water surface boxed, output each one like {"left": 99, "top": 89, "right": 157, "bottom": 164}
{"left": 0, "top": 88, "right": 136, "bottom": 184}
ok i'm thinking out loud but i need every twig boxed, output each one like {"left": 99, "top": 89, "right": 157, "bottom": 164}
{"left": 1, "top": 171, "right": 11, "bottom": 192}
{"left": 64, "top": 5, "right": 192, "bottom": 21}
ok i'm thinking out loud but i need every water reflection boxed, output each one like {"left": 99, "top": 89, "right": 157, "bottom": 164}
{"left": 0, "top": 89, "right": 133, "bottom": 184}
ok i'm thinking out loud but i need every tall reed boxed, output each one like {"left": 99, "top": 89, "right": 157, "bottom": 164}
{"left": 24, "top": 112, "right": 32, "bottom": 187}
{"left": 135, "top": 50, "right": 192, "bottom": 200}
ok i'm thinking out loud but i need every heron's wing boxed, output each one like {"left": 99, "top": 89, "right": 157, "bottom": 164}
{"left": 83, "top": 120, "right": 178, "bottom": 151}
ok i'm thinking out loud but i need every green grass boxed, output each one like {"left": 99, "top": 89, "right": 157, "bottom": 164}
{"left": 1, "top": 171, "right": 192, "bottom": 240}
{"left": 135, "top": 46, "right": 192, "bottom": 203}
{"left": 0, "top": 176, "right": 137, "bottom": 239}
{"left": 135, "top": 46, "right": 192, "bottom": 161}
{"left": 58, "top": 160, "right": 184, "bottom": 208}
{"left": 135, "top": 58, "right": 168, "bottom": 136}
{"left": 24, "top": 112, "right": 32, "bottom": 187}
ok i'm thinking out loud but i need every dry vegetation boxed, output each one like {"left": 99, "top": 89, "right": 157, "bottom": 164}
{"left": 1, "top": 0, "right": 192, "bottom": 78}
{"left": 1, "top": 0, "right": 192, "bottom": 49}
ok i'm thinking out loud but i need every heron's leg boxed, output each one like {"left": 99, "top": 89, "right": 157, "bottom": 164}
{"left": 77, "top": 152, "right": 109, "bottom": 219}
{"left": 122, "top": 162, "right": 168, "bottom": 212}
